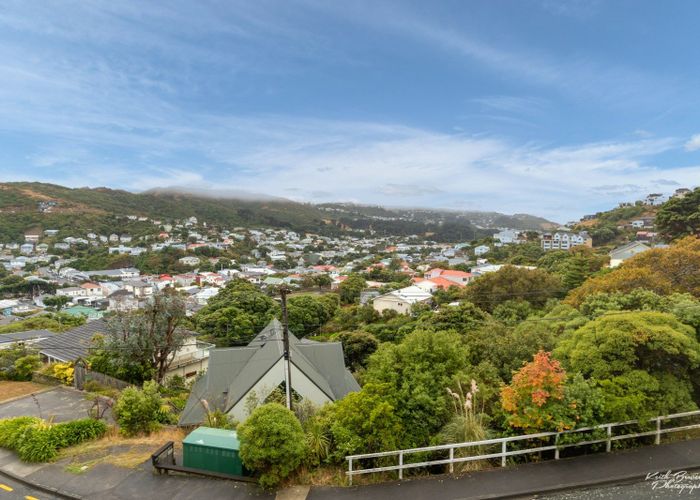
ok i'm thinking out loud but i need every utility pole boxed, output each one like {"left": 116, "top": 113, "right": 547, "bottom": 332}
{"left": 279, "top": 286, "right": 293, "bottom": 411}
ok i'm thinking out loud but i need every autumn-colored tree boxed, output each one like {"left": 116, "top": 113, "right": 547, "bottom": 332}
{"left": 566, "top": 236, "right": 700, "bottom": 306}
{"left": 501, "top": 351, "right": 576, "bottom": 432}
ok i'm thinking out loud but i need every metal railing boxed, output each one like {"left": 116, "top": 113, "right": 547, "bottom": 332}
{"left": 345, "top": 409, "right": 700, "bottom": 485}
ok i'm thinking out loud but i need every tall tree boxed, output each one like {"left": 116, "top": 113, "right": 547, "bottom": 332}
{"left": 105, "top": 290, "right": 189, "bottom": 383}
{"left": 656, "top": 187, "right": 700, "bottom": 241}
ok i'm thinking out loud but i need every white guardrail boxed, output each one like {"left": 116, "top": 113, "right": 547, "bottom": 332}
{"left": 345, "top": 409, "right": 700, "bottom": 485}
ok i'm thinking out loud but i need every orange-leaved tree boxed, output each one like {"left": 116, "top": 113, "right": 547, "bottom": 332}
{"left": 501, "top": 351, "right": 576, "bottom": 433}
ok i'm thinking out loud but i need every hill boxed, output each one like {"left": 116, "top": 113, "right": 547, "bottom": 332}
{"left": 0, "top": 182, "right": 557, "bottom": 243}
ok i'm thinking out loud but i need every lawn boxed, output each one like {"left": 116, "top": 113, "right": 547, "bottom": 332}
{"left": 0, "top": 381, "right": 50, "bottom": 402}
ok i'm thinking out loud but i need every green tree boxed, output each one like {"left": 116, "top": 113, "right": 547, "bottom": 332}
{"left": 287, "top": 294, "right": 339, "bottom": 337}
{"left": 335, "top": 331, "right": 379, "bottom": 371}
{"left": 338, "top": 274, "right": 367, "bottom": 305}
{"left": 194, "top": 279, "right": 279, "bottom": 343}
{"left": 656, "top": 187, "right": 700, "bottom": 241}
{"left": 419, "top": 301, "right": 489, "bottom": 334}
{"left": 364, "top": 329, "right": 470, "bottom": 446}
{"left": 113, "top": 381, "right": 164, "bottom": 436}
{"left": 238, "top": 403, "right": 308, "bottom": 488}
{"left": 466, "top": 266, "right": 563, "bottom": 312}
{"left": 101, "top": 290, "right": 189, "bottom": 383}
{"left": 320, "top": 383, "right": 403, "bottom": 462}
{"left": 554, "top": 311, "right": 700, "bottom": 421}
{"left": 43, "top": 295, "right": 71, "bottom": 312}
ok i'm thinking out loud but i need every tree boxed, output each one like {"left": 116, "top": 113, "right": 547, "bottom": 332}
{"left": 320, "top": 383, "right": 403, "bottom": 462}
{"left": 335, "top": 331, "right": 378, "bottom": 371}
{"left": 419, "top": 301, "right": 489, "bottom": 334}
{"left": 238, "top": 403, "right": 308, "bottom": 488}
{"left": 566, "top": 236, "right": 700, "bottom": 306}
{"left": 43, "top": 295, "right": 71, "bottom": 312}
{"left": 656, "top": 187, "right": 700, "bottom": 241}
{"left": 113, "top": 381, "right": 164, "bottom": 436}
{"left": 364, "top": 329, "right": 471, "bottom": 446}
{"left": 287, "top": 294, "right": 339, "bottom": 337}
{"left": 194, "top": 279, "right": 279, "bottom": 343}
{"left": 501, "top": 351, "right": 600, "bottom": 432}
{"left": 554, "top": 312, "right": 700, "bottom": 421}
{"left": 312, "top": 274, "right": 332, "bottom": 291}
{"left": 338, "top": 274, "right": 367, "bottom": 305}
{"left": 466, "top": 266, "right": 563, "bottom": 312}
{"left": 98, "top": 290, "right": 189, "bottom": 383}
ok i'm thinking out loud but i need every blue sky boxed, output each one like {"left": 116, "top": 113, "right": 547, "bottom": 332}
{"left": 1, "top": 0, "right": 699, "bottom": 221}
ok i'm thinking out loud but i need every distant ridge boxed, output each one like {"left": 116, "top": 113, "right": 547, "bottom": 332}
{"left": 0, "top": 181, "right": 558, "bottom": 243}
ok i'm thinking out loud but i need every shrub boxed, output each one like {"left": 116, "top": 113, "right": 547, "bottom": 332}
{"left": 113, "top": 380, "right": 163, "bottom": 436}
{"left": 0, "top": 417, "right": 107, "bottom": 462}
{"left": 238, "top": 403, "right": 308, "bottom": 489}
{"left": 52, "top": 362, "right": 75, "bottom": 385}
{"left": 13, "top": 355, "right": 41, "bottom": 381}
{"left": 0, "top": 416, "right": 41, "bottom": 449}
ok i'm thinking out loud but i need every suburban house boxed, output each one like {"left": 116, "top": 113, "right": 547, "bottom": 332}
{"left": 35, "top": 319, "right": 213, "bottom": 381}
{"left": 474, "top": 245, "right": 490, "bottom": 256}
{"left": 0, "top": 329, "right": 56, "bottom": 350}
{"left": 372, "top": 285, "right": 433, "bottom": 315}
{"left": 178, "top": 319, "right": 360, "bottom": 425}
{"left": 609, "top": 241, "right": 651, "bottom": 268}
{"left": 540, "top": 231, "right": 592, "bottom": 251}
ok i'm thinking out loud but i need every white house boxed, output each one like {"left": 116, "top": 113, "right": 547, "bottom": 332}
{"left": 372, "top": 285, "right": 432, "bottom": 315}
{"left": 179, "top": 256, "right": 201, "bottom": 266}
{"left": 474, "top": 245, "right": 490, "bottom": 256}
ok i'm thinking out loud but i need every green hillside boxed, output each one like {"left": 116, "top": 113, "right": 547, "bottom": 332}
{"left": 0, "top": 182, "right": 555, "bottom": 243}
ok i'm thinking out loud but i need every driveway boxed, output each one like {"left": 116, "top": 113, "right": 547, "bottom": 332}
{"left": 0, "top": 386, "right": 94, "bottom": 422}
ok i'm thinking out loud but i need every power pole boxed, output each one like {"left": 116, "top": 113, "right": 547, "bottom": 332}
{"left": 279, "top": 286, "right": 293, "bottom": 411}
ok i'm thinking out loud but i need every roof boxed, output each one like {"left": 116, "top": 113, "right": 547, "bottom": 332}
{"left": 179, "top": 319, "right": 360, "bottom": 426}
{"left": 183, "top": 427, "right": 240, "bottom": 450}
{"left": 36, "top": 319, "right": 110, "bottom": 362}
{"left": 609, "top": 241, "right": 651, "bottom": 258}
{"left": 0, "top": 329, "right": 55, "bottom": 345}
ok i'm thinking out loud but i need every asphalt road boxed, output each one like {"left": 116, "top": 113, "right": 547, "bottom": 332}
{"left": 538, "top": 479, "right": 697, "bottom": 499}
{"left": 0, "top": 474, "right": 60, "bottom": 500}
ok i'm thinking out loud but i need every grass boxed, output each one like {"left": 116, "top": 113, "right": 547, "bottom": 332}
{"left": 59, "top": 426, "right": 187, "bottom": 473}
{"left": 0, "top": 381, "right": 50, "bottom": 402}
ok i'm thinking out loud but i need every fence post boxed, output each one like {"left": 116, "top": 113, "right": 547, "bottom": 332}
{"left": 554, "top": 433, "right": 560, "bottom": 460}
{"left": 501, "top": 441, "right": 507, "bottom": 467}
{"left": 348, "top": 458, "right": 353, "bottom": 486}
{"left": 449, "top": 447, "right": 454, "bottom": 474}
{"left": 655, "top": 418, "right": 661, "bottom": 445}
{"left": 398, "top": 451, "right": 403, "bottom": 480}
{"left": 606, "top": 425, "right": 612, "bottom": 453}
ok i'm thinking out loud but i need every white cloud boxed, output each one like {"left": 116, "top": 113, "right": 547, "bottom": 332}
{"left": 685, "top": 134, "right": 700, "bottom": 151}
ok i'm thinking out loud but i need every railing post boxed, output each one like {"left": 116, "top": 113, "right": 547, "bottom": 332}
{"left": 449, "top": 447, "right": 454, "bottom": 474}
{"left": 398, "top": 451, "right": 403, "bottom": 480}
{"left": 554, "top": 433, "right": 560, "bottom": 460}
{"left": 501, "top": 440, "right": 507, "bottom": 467}
{"left": 348, "top": 458, "right": 353, "bottom": 486}
{"left": 655, "top": 418, "right": 661, "bottom": 445}
{"left": 606, "top": 425, "right": 612, "bottom": 452}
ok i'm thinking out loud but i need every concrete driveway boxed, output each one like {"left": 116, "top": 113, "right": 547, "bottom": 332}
{"left": 0, "top": 386, "right": 94, "bottom": 422}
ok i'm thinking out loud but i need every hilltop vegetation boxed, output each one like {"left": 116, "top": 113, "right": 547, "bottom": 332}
{"left": 0, "top": 182, "right": 555, "bottom": 243}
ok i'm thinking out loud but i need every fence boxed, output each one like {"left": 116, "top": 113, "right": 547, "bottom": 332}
{"left": 73, "top": 361, "right": 131, "bottom": 391}
{"left": 345, "top": 409, "right": 700, "bottom": 485}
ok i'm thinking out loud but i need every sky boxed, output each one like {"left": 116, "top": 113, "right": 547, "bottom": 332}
{"left": 1, "top": 0, "right": 700, "bottom": 222}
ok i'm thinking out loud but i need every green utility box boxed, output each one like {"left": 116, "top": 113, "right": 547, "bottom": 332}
{"left": 183, "top": 426, "right": 245, "bottom": 476}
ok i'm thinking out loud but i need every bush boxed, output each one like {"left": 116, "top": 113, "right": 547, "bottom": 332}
{"left": 52, "top": 362, "right": 74, "bottom": 385}
{"left": 238, "top": 403, "right": 308, "bottom": 489}
{"left": 0, "top": 417, "right": 107, "bottom": 462}
{"left": 113, "top": 380, "right": 163, "bottom": 436}
{"left": 13, "top": 355, "right": 41, "bottom": 381}
{"left": 0, "top": 417, "right": 41, "bottom": 449}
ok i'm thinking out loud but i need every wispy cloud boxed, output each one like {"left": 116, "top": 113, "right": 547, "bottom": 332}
{"left": 685, "top": 134, "right": 700, "bottom": 151}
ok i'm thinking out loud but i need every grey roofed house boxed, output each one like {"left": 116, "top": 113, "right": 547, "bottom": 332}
{"left": 609, "top": 241, "right": 651, "bottom": 268}
{"left": 178, "top": 319, "right": 360, "bottom": 426}
{"left": 0, "top": 329, "right": 56, "bottom": 349}
{"left": 36, "top": 319, "right": 110, "bottom": 363}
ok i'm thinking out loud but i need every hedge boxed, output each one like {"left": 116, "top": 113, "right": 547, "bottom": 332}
{"left": 0, "top": 417, "right": 108, "bottom": 462}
